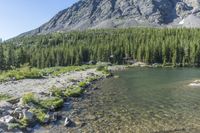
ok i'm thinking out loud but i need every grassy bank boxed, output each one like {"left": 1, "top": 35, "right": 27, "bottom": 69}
{"left": 0, "top": 64, "right": 114, "bottom": 131}
{"left": 0, "top": 65, "right": 95, "bottom": 82}
{"left": 8, "top": 73, "right": 103, "bottom": 129}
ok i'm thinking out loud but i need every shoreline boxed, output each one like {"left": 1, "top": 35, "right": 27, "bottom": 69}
{"left": 0, "top": 65, "right": 126, "bottom": 132}
{"left": 0, "top": 64, "right": 199, "bottom": 132}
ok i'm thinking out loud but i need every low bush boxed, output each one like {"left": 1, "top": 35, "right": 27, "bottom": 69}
{"left": 64, "top": 87, "right": 84, "bottom": 97}
{"left": 21, "top": 93, "right": 37, "bottom": 105}
{"left": 29, "top": 108, "right": 47, "bottom": 123}
{"left": 78, "top": 81, "right": 87, "bottom": 88}
{"left": 0, "top": 66, "right": 43, "bottom": 82}
{"left": 49, "top": 86, "right": 63, "bottom": 97}
{"left": 19, "top": 118, "right": 30, "bottom": 127}
{"left": 40, "top": 97, "right": 64, "bottom": 109}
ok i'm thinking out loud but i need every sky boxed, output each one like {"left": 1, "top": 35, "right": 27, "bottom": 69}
{"left": 0, "top": 0, "right": 77, "bottom": 40}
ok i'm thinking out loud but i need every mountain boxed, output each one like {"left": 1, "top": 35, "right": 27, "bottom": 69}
{"left": 20, "top": 0, "right": 200, "bottom": 36}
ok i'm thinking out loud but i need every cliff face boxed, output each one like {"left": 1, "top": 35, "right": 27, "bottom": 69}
{"left": 20, "top": 0, "right": 200, "bottom": 36}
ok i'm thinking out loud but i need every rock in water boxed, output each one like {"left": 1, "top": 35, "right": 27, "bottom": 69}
{"left": 64, "top": 117, "right": 72, "bottom": 127}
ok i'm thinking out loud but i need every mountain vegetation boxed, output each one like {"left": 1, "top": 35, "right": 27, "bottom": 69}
{"left": 1, "top": 28, "right": 200, "bottom": 70}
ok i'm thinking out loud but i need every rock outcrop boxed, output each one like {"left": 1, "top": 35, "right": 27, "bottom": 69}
{"left": 20, "top": 0, "right": 200, "bottom": 37}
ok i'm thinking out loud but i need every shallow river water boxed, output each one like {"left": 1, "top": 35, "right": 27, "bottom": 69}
{"left": 35, "top": 68, "right": 200, "bottom": 133}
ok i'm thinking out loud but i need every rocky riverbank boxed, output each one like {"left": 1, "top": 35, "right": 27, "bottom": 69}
{"left": 0, "top": 65, "right": 116, "bottom": 132}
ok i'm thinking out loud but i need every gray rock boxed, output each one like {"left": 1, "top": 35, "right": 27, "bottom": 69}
{"left": 85, "top": 114, "right": 96, "bottom": 120}
{"left": 0, "top": 128, "right": 4, "bottom": 133}
{"left": 22, "top": 110, "right": 34, "bottom": 121}
{"left": 17, "top": 98, "right": 23, "bottom": 106}
{"left": 0, "top": 101, "right": 12, "bottom": 109}
{"left": 13, "top": 108, "right": 23, "bottom": 119}
{"left": 0, "top": 115, "right": 14, "bottom": 123}
{"left": 51, "top": 112, "right": 58, "bottom": 122}
{"left": 26, "top": 127, "right": 32, "bottom": 132}
{"left": 43, "top": 114, "right": 50, "bottom": 123}
{"left": 64, "top": 117, "right": 72, "bottom": 127}
{"left": 19, "top": 0, "right": 200, "bottom": 37}
{"left": 0, "top": 122, "right": 8, "bottom": 131}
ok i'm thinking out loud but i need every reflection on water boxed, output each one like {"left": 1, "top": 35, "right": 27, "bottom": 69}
{"left": 38, "top": 68, "right": 200, "bottom": 133}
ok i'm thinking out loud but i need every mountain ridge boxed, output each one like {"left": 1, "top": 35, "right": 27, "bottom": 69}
{"left": 20, "top": 0, "right": 200, "bottom": 37}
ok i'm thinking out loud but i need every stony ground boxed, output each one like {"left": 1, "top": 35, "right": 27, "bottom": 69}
{"left": 0, "top": 69, "right": 102, "bottom": 97}
{"left": 0, "top": 65, "right": 127, "bottom": 133}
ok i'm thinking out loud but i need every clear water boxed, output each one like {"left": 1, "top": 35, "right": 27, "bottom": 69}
{"left": 37, "top": 68, "right": 200, "bottom": 133}
{"left": 77, "top": 68, "right": 200, "bottom": 132}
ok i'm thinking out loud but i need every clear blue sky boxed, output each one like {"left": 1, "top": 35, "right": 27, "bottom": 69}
{"left": 0, "top": 0, "right": 77, "bottom": 40}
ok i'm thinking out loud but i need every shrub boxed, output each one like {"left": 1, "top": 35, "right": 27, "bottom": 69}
{"left": 49, "top": 86, "right": 63, "bottom": 97}
{"left": 64, "top": 87, "right": 84, "bottom": 97}
{"left": 96, "top": 65, "right": 106, "bottom": 71}
{"left": 29, "top": 108, "right": 47, "bottom": 123}
{"left": 19, "top": 118, "right": 30, "bottom": 127}
{"left": 86, "top": 76, "right": 100, "bottom": 82}
{"left": 0, "top": 66, "right": 43, "bottom": 82}
{"left": 78, "top": 81, "right": 87, "bottom": 88}
{"left": 8, "top": 123, "right": 22, "bottom": 130}
{"left": 40, "top": 97, "right": 64, "bottom": 109}
{"left": 22, "top": 93, "right": 37, "bottom": 105}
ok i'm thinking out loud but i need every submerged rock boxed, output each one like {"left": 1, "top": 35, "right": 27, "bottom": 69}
{"left": 189, "top": 80, "right": 200, "bottom": 86}
{"left": 114, "top": 75, "right": 120, "bottom": 79}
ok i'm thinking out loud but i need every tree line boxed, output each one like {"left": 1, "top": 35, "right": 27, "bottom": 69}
{"left": 1, "top": 28, "right": 200, "bottom": 70}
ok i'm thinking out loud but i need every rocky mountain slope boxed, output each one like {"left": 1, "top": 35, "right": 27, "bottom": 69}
{"left": 21, "top": 0, "right": 200, "bottom": 36}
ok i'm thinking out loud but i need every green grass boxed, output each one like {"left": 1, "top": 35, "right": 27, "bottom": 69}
{"left": 78, "top": 81, "right": 88, "bottom": 88}
{"left": 0, "top": 93, "right": 11, "bottom": 101}
{"left": 41, "top": 65, "right": 95, "bottom": 76}
{"left": 39, "top": 97, "right": 64, "bottom": 109}
{"left": 0, "top": 66, "right": 43, "bottom": 82}
{"left": 21, "top": 93, "right": 37, "bottom": 105}
{"left": 0, "top": 65, "right": 95, "bottom": 82}
{"left": 64, "top": 87, "right": 84, "bottom": 97}
{"left": 8, "top": 123, "right": 22, "bottom": 130}
{"left": 19, "top": 118, "right": 31, "bottom": 128}
{"left": 96, "top": 65, "right": 112, "bottom": 77}
{"left": 29, "top": 108, "right": 47, "bottom": 123}
{"left": 49, "top": 86, "right": 63, "bottom": 97}
{"left": 86, "top": 76, "right": 99, "bottom": 82}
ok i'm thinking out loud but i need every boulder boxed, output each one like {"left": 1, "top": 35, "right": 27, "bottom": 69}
{"left": 0, "top": 128, "right": 4, "bottom": 133}
{"left": 22, "top": 110, "right": 34, "bottom": 121}
{"left": 0, "top": 115, "right": 14, "bottom": 123}
{"left": 0, "top": 101, "right": 12, "bottom": 109}
{"left": 17, "top": 98, "right": 23, "bottom": 106}
{"left": 0, "top": 122, "right": 7, "bottom": 132}
{"left": 64, "top": 117, "right": 72, "bottom": 127}
{"left": 13, "top": 108, "right": 23, "bottom": 119}
{"left": 50, "top": 112, "right": 58, "bottom": 122}
{"left": 43, "top": 114, "right": 50, "bottom": 123}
